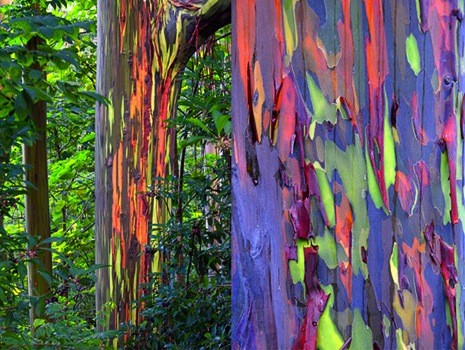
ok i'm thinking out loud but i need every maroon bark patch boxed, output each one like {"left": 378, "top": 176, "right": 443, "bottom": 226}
{"left": 289, "top": 198, "right": 311, "bottom": 239}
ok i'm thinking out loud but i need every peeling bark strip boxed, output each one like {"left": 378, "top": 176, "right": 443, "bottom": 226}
{"left": 232, "top": 0, "right": 465, "bottom": 349}
{"left": 95, "top": 0, "right": 230, "bottom": 336}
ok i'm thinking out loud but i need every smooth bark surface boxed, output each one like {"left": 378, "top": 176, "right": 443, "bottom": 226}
{"left": 95, "top": 0, "right": 230, "bottom": 333}
{"left": 232, "top": 1, "right": 465, "bottom": 349}
{"left": 23, "top": 35, "right": 52, "bottom": 332}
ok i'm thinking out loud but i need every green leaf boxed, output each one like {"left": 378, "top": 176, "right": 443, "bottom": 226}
{"left": 40, "top": 236, "right": 66, "bottom": 245}
{"left": 79, "top": 132, "right": 95, "bottom": 143}
{"left": 14, "top": 93, "right": 29, "bottom": 118}
{"left": 96, "top": 330, "right": 122, "bottom": 340}
{"left": 179, "top": 135, "right": 205, "bottom": 149}
{"left": 53, "top": 49, "right": 79, "bottom": 68}
{"left": 38, "top": 26, "right": 55, "bottom": 39}
{"left": 212, "top": 112, "right": 230, "bottom": 135}
{"left": 185, "top": 117, "right": 212, "bottom": 134}
{"left": 37, "top": 270, "right": 52, "bottom": 285}
{"left": 82, "top": 264, "right": 107, "bottom": 274}
{"left": 29, "top": 69, "right": 43, "bottom": 82}
{"left": 23, "top": 86, "right": 39, "bottom": 103}
{"left": 33, "top": 318, "right": 46, "bottom": 328}
{"left": 79, "top": 91, "right": 109, "bottom": 105}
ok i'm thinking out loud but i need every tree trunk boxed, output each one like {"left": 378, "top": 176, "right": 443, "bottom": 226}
{"left": 23, "top": 35, "right": 52, "bottom": 332}
{"left": 95, "top": 0, "right": 230, "bottom": 334}
{"left": 0, "top": 1, "right": 11, "bottom": 250}
{"left": 232, "top": 0, "right": 465, "bottom": 349}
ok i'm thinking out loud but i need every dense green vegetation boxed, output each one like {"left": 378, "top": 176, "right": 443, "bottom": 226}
{"left": 0, "top": 0, "right": 231, "bottom": 348}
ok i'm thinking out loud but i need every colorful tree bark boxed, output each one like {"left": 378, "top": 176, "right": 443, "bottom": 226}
{"left": 95, "top": 0, "right": 230, "bottom": 334}
{"left": 232, "top": 0, "right": 465, "bottom": 349}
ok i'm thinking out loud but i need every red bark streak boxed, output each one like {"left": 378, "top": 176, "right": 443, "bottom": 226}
{"left": 273, "top": 0, "right": 284, "bottom": 81}
{"left": 395, "top": 171, "right": 414, "bottom": 216}
{"left": 402, "top": 239, "right": 434, "bottom": 345}
{"left": 414, "top": 161, "right": 430, "bottom": 188}
{"left": 364, "top": 0, "right": 389, "bottom": 90}
{"left": 338, "top": 0, "right": 359, "bottom": 113}
{"left": 119, "top": 1, "right": 127, "bottom": 53}
{"left": 364, "top": 0, "right": 389, "bottom": 209}
{"left": 236, "top": 0, "right": 255, "bottom": 102}
{"left": 154, "top": 77, "right": 172, "bottom": 179}
{"left": 276, "top": 75, "right": 297, "bottom": 161}
{"left": 292, "top": 289, "right": 330, "bottom": 350}
{"left": 336, "top": 194, "right": 352, "bottom": 257}
{"left": 411, "top": 92, "right": 428, "bottom": 145}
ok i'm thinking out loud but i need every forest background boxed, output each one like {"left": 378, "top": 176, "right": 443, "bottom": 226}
{"left": 0, "top": 0, "right": 231, "bottom": 348}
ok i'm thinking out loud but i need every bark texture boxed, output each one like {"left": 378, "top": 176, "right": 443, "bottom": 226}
{"left": 23, "top": 36, "right": 52, "bottom": 332}
{"left": 232, "top": 1, "right": 465, "bottom": 349}
{"left": 95, "top": 0, "right": 230, "bottom": 333}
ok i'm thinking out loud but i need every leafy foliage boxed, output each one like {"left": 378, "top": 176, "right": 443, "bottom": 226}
{"left": 0, "top": 0, "right": 102, "bottom": 346}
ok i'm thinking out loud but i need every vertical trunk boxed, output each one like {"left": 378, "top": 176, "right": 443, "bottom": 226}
{"left": 0, "top": 2, "right": 11, "bottom": 236}
{"left": 232, "top": 0, "right": 465, "bottom": 348}
{"left": 0, "top": 154, "right": 8, "bottom": 231}
{"left": 23, "top": 36, "right": 52, "bottom": 332}
{"left": 95, "top": 0, "right": 230, "bottom": 334}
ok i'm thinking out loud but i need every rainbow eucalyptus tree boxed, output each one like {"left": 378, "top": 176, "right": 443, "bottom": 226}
{"left": 95, "top": 0, "right": 230, "bottom": 333}
{"left": 232, "top": 0, "right": 465, "bottom": 349}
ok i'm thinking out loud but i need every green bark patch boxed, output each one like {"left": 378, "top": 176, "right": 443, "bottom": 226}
{"left": 406, "top": 34, "right": 421, "bottom": 76}
{"left": 314, "top": 228, "right": 338, "bottom": 269}
{"left": 314, "top": 162, "right": 336, "bottom": 227}
{"left": 351, "top": 308, "right": 374, "bottom": 349}
{"left": 307, "top": 73, "right": 337, "bottom": 125}
{"left": 316, "top": 284, "right": 344, "bottom": 349}
{"left": 440, "top": 152, "right": 451, "bottom": 225}
{"left": 325, "top": 140, "right": 369, "bottom": 277}
{"left": 289, "top": 238, "right": 311, "bottom": 286}
{"left": 283, "top": 0, "right": 298, "bottom": 63}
